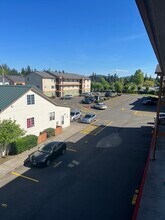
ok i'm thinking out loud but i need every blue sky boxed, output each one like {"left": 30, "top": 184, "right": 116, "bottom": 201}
{"left": 0, "top": 0, "right": 158, "bottom": 77}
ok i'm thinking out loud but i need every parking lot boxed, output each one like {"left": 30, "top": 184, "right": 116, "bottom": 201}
{"left": 0, "top": 94, "right": 156, "bottom": 220}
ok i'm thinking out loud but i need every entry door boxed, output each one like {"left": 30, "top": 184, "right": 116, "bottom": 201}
{"left": 60, "top": 115, "right": 64, "bottom": 125}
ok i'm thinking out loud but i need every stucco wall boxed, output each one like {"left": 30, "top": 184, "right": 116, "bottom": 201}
{"left": 42, "top": 78, "right": 56, "bottom": 96}
{"left": 84, "top": 79, "right": 91, "bottom": 92}
{"left": 0, "top": 90, "right": 70, "bottom": 136}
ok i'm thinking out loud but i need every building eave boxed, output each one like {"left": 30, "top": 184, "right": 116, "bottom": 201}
{"left": 136, "top": 0, "right": 165, "bottom": 75}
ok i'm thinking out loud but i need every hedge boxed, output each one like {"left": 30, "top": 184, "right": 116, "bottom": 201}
{"left": 44, "top": 128, "right": 55, "bottom": 138}
{"left": 10, "top": 135, "right": 38, "bottom": 155}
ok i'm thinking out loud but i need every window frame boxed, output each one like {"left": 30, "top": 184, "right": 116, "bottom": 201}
{"left": 27, "top": 94, "right": 35, "bottom": 105}
{"left": 27, "top": 117, "right": 35, "bottom": 128}
{"left": 49, "top": 112, "right": 55, "bottom": 121}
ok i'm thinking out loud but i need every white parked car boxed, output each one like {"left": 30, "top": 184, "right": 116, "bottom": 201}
{"left": 70, "top": 110, "right": 82, "bottom": 121}
{"left": 154, "top": 112, "right": 165, "bottom": 125}
{"left": 93, "top": 102, "right": 107, "bottom": 110}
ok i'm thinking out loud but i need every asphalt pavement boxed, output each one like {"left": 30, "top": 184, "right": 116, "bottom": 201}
{"left": 0, "top": 94, "right": 156, "bottom": 220}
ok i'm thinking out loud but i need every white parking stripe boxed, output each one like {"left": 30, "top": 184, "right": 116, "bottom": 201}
{"left": 67, "top": 163, "right": 74, "bottom": 168}
{"left": 53, "top": 161, "right": 62, "bottom": 168}
{"left": 72, "top": 160, "right": 80, "bottom": 165}
{"left": 66, "top": 148, "right": 77, "bottom": 152}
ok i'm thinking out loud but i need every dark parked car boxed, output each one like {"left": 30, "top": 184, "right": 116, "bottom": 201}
{"left": 105, "top": 91, "right": 112, "bottom": 97}
{"left": 142, "top": 99, "right": 157, "bottom": 105}
{"left": 82, "top": 98, "right": 92, "bottom": 104}
{"left": 29, "top": 141, "right": 67, "bottom": 167}
{"left": 148, "top": 96, "right": 158, "bottom": 101}
{"left": 89, "top": 96, "right": 96, "bottom": 102}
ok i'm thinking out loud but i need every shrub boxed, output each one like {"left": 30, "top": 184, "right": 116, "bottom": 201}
{"left": 44, "top": 128, "right": 55, "bottom": 138}
{"left": 149, "top": 90, "right": 156, "bottom": 95}
{"left": 10, "top": 135, "right": 38, "bottom": 155}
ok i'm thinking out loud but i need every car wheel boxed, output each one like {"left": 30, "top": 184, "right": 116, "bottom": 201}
{"left": 46, "top": 159, "right": 51, "bottom": 167}
{"left": 61, "top": 148, "right": 66, "bottom": 155}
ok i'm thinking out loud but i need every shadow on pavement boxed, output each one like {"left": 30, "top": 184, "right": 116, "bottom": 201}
{"left": 129, "top": 96, "right": 157, "bottom": 113}
{"left": 0, "top": 124, "right": 153, "bottom": 220}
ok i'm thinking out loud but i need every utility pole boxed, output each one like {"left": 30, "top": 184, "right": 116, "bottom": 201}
{"left": 2, "top": 67, "right": 5, "bottom": 85}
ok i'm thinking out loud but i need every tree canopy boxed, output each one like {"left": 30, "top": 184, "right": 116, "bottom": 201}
{"left": 0, "top": 120, "right": 25, "bottom": 156}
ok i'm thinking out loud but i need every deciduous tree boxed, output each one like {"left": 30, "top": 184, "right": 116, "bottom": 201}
{"left": 0, "top": 120, "right": 25, "bottom": 156}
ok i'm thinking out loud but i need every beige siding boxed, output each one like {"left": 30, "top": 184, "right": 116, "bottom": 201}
{"left": 84, "top": 79, "right": 91, "bottom": 92}
{"left": 42, "top": 79, "right": 56, "bottom": 97}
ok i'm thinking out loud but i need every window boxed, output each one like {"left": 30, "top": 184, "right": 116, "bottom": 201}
{"left": 27, "top": 117, "right": 35, "bottom": 128}
{"left": 49, "top": 112, "right": 55, "bottom": 121}
{"left": 51, "top": 86, "right": 55, "bottom": 89}
{"left": 61, "top": 115, "right": 64, "bottom": 125}
{"left": 27, "top": 94, "right": 35, "bottom": 105}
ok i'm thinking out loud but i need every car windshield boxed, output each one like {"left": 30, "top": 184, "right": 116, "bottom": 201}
{"left": 84, "top": 114, "right": 92, "bottom": 118}
{"left": 70, "top": 112, "right": 75, "bottom": 116}
{"left": 39, "top": 143, "right": 55, "bottom": 153}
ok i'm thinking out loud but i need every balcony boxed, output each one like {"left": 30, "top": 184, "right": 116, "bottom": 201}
{"left": 56, "top": 82, "right": 81, "bottom": 86}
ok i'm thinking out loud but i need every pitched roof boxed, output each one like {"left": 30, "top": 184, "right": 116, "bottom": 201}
{"left": 0, "top": 85, "right": 59, "bottom": 113}
{"left": 0, "top": 85, "right": 32, "bottom": 111}
{"left": 32, "top": 71, "right": 54, "bottom": 78}
{"left": 48, "top": 71, "right": 90, "bottom": 79}
{"left": 0, "top": 75, "right": 10, "bottom": 83}
{"left": 27, "top": 71, "right": 90, "bottom": 80}
{"left": 5, "top": 75, "right": 25, "bottom": 83}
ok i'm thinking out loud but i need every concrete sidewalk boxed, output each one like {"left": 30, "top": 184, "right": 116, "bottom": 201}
{"left": 0, "top": 123, "right": 87, "bottom": 178}
{"left": 137, "top": 127, "right": 165, "bottom": 219}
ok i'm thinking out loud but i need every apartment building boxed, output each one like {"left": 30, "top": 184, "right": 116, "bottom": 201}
{"left": 4, "top": 75, "right": 25, "bottom": 85}
{"left": 25, "top": 71, "right": 91, "bottom": 97}
{"left": 0, "top": 75, "right": 25, "bottom": 85}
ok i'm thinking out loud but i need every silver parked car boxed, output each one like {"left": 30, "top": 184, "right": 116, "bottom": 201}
{"left": 70, "top": 110, "right": 82, "bottom": 121}
{"left": 61, "top": 94, "right": 73, "bottom": 100}
{"left": 81, "top": 113, "right": 96, "bottom": 124}
{"left": 93, "top": 102, "right": 107, "bottom": 110}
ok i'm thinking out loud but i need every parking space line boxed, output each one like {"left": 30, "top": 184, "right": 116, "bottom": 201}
{"left": 91, "top": 119, "right": 100, "bottom": 124}
{"left": 1, "top": 203, "right": 7, "bottom": 208}
{"left": 132, "top": 193, "right": 138, "bottom": 205}
{"left": 53, "top": 161, "right": 62, "bottom": 168}
{"left": 80, "top": 124, "right": 98, "bottom": 134}
{"left": 80, "top": 121, "right": 113, "bottom": 136}
{"left": 66, "top": 148, "right": 77, "bottom": 152}
{"left": 134, "top": 111, "right": 154, "bottom": 117}
{"left": 11, "top": 172, "right": 39, "bottom": 183}
{"left": 72, "top": 160, "right": 80, "bottom": 165}
{"left": 67, "top": 163, "right": 74, "bottom": 168}
{"left": 92, "top": 121, "right": 113, "bottom": 136}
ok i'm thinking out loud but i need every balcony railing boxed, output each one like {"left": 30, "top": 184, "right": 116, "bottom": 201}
{"left": 56, "top": 82, "right": 81, "bottom": 86}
